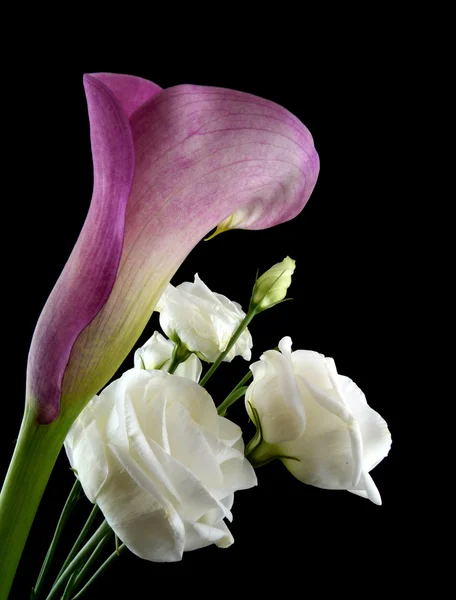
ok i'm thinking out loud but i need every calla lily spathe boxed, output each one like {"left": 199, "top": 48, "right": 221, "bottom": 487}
{"left": 27, "top": 73, "right": 320, "bottom": 424}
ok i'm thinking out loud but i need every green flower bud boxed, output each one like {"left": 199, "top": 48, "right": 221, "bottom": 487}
{"left": 250, "top": 257, "right": 296, "bottom": 311}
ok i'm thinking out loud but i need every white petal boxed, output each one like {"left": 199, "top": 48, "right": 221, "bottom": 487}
{"left": 165, "top": 400, "right": 224, "bottom": 489}
{"left": 280, "top": 392, "right": 355, "bottom": 490}
{"left": 175, "top": 353, "right": 203, "bottom": 382}
{"left": 251, "top": 349, "right": 307, "bottom": 444}
{"left": 217, "top": 416, "right": 243, "bottom": 447}
{"left": 249, "top": 358, "right": 267, "bottom": 382}
{"left": 98, "top": 446, "right": 185, "bottom": 562}
{"left": 278, "top": 336, "right": 293, "bottom": 355}
{"left": 214, "top": 520, "right": 234, "bottom": 548}
{"left": 291, "top": 350, "right": 333, "bottom": 390}
{"left": 134, "top": 331, "right": 174, "bottom": 370}
{"left": 299, "top": 378, "right": 363, "bottom": 487}
{"left": 348, "top": 471, "right": 382, "bottom": 505}
{"left": 220, "top": 456, "right": 258, "bottom": 493}
{"left": 64, "top": 396, "right": 110, "bottom": 503}
{"left": 183, "top": 519, "right": 233, "bottom": 552}
{"left": 148, "top": 437, "right": 228, "bottom": 522}
{"left": 339, "top": 375, "right": 392, "bottom": 472}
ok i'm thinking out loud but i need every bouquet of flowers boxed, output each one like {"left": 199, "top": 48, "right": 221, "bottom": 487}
{"left": 0, "top": 73, "right": 391, "bottom": 600}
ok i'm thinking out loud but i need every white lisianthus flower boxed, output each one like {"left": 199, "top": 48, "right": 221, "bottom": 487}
{"left": 65, "top": 369, "right": 256, "bottom": 562}
{"left": 134, "top": 331, "right": 202, "bottom": 382}
{"left": 245, "top": 337, "right": 391, "bottom": 505}
{"left": 156, "top": 274, "right": 253, "bottom": 362}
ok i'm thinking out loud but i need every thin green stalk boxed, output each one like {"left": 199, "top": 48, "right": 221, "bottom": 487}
{"left": 231, "top": 370, "right": 253, "bottom": 392}
{"left": 33, "top": 479, "right": 82, "bottom": 599}
{"left": 168, "top": 340, "right": 192, "bottom": 375}
{"left": 56, "top": 504, "right": 99, "bottom": 579}
{"left": 45, "top": 521, "right": 111, "bottom": 600}
{"left": 61, "top": 571, "right": 78, "bottom": 600}
{"left": 217, "top": 371, "right": 252, "bottom": 417}
{"left": 0, "top": 408, "right": 70, "bottom": 600}
{"left": 200, "top": 308, "right": 258, "bottom": 387}
{"left": 68, "top": 532, "right": 113, "bottom": 595}
{"left": 70, "top": 545, "right": 127, "bottom": 600}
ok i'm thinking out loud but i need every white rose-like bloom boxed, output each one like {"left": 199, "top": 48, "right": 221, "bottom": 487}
{"left": 156, "top": 274, "right": 253, "bottom": 362}
{"left": 65, "top": 369, "right": 257, "bottom": 561}
{"left": 134, "top": 331, "right": 202, "bottom": 382}
{"left": 245, "top": 337, "right": 391, "bottom": 505}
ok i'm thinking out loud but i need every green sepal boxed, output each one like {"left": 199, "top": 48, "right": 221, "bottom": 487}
{"left": 249, "top": 269, "right": 287, "bottom": 312}
{"left": 249, "top": 453, "right": 300, "bottom": 468}
{"left": 244, "top": 403, "right": 264, "bottom": 457}
{"left": 255, "top": 297, "right": 294, "bottom": 313}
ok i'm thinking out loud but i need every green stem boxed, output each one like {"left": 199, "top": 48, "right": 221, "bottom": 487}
{"left": 69, "top": 532, "right": 113, "bottom": 595}
{"left": 0, "top": 408, "right": 69, "bottom": 600}
{"left": 217, "top": 371, "right": 252, "bottom": 417}
{"left": 61, "top": 572, "right": 78, "bottom": 600}
{"left": 200, "top": 308, "right": 258, "bottom": 387}
{"left": 70, "top": 545, "right": 127, "bottom": 600}
{"left": 33, "top": 479, "right": 82, "bottom": 599}
{"left": 45, "top": 521, "right": 111, "bottom": 600}
{"left": 168, "top": 340, "right": 192, "bottom": 375}
{"left": 217, "top": 387, "right": 248, "bottom": 417}
{"left": 232, "top": 370, "right": 253, "bottom": 392}
{"left": 56, "top": 504, "right": 99, "bottom": 579}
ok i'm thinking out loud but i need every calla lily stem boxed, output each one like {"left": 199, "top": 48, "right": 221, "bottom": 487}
{"left": 0, "top": 409, "right": 70, "bottom": 600}
{"left": 200, "top": 308, "right": 258, "bottom": 387}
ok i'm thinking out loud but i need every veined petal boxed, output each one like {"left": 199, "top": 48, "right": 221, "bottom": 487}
{"left": 90, "top": 73, "right": 162, "bottom": 118}
{"left": 50, "top": 77, "right": 319, "bottom": 420}
{"left": 27, "top": 75, "right": 135, "bottom": 423}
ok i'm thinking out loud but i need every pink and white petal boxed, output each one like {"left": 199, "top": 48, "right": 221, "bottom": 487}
{"left": 62, "top": 81, "right": 319, "bottom": 414}
{"left": 27, "top": 75, "right": 135, "bottom": 423}
{"left": 89, "top": 73, "right": 163, "bottom": 118}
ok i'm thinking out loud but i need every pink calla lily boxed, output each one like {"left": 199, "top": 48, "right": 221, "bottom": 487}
{"left": 0, "top": 73, "right": 318, "bottom": 597}
{"left": 29, "top": 73, "right": 319, "bottom": 424}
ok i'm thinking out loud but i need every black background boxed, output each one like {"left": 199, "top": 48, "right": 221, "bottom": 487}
{"left": 2, "top": 27, "right": 412, "bottom": 598}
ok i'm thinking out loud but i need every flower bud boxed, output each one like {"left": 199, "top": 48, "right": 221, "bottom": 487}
{"left": 250, "top": 257, "right": 296, "bottom": 311}
{"left": 134, "top": 331, "right": 202, "bottom": 382}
